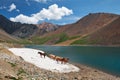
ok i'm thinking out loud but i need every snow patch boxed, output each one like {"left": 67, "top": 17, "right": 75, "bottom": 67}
{"left": 8, "top": 48, "right": 80, "bottom": 73}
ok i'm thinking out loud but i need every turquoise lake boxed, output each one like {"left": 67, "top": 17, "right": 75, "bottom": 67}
{"left": 26, "top": 45, "right": 120, "bottom": 76}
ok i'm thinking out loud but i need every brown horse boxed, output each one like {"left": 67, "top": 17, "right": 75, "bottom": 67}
{"left": 38, "top": 52, "right": 46, "bottom": 58}
{"left": 55, "top": 56, "right": 69, "bottom": 64}
{"left": 62, "top": 58, "right": 69, "bottom": 64}
{"left": 48, "top": 54, "right": 56, "bottom": 60}
{"left": 55, "top": 56, "right": 62, "bottom": 63}
{"left": 48, "top": 54, "right": 69, "bottom": 64}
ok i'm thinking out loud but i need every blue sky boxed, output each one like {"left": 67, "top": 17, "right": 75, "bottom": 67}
{"left": 0, "top": 0, "right": 120, "bottom": 25}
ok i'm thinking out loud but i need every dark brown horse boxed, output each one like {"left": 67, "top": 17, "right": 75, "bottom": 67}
{"left": 38, "top": 52, "right": 46, "bottom": 58}
{"left": 62, "top": 58, "right": 69, "bottom": 64}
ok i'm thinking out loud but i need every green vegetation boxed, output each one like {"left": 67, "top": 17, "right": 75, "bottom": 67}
{"left": 29, "top": 33, "right": 70, "bottom": 44}
{"left": 18, "top": 39, "right": 32, "bottom": 44}
{"left": 30, "top": 36, "right": 52, "bottom": 44}
{"left": 8, "top": 62, "right": 17, "bottom": 67}
{"left": 0, "top": 38, "right": 31, "bottom": 45}
{"left": 55, "top": 34, "right": 80, "bottom": 43}
{"left": 17, "top": 68, "right": 27, "bottom": 76}
{"left": 71, "top": 36, "right": 89, "bottom": 45}
{"left": 0, "top": 39, "right": 18, "bottom": 44}
{"left": 69, "top": 35, "right": 80, "bottom": 40}
{"left": 71, "top": 36, "right": 99, "bottom": 45}
{"left": 3, "top": 33, "right": 80, "bottom": 45}
{"left": 31, "top": 33, "right": 80, "bottom": 44}
{"left": 5, "top": 76, "right": 23, "bottom": 80}
{"left": 55, "top": 33, "right": 69, "bottom": 43}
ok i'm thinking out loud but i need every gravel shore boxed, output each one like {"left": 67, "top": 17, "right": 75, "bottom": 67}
{"left": 0, "top": 45, "right": 120, "bottom": 80}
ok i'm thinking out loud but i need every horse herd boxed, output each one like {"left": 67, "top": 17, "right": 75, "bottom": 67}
{"left": 38, "top": 52, "right": 69, "bottom": 64}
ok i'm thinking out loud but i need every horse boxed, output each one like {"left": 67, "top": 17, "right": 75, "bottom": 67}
{"left": 48, "top": 54, "right": 56, "bottom": 60}
{"left": 38, "top": 52, "right": 46, "bottom": 58}
{"left": 55, "top": 56, "right": 69, "bottom": 64}
{"left": 48, "top": 54, "right": 69, "bottom": 64}
{"left": 62, "top": 58, "right": 69, "bottom": 64}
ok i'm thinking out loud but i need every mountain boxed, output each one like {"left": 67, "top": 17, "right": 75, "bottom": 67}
{"left": 0, "top": 13, "right": 120, "bottom": 46}
{"left": 77, "top": 16, "right": 120, "bottom": 45}
{"left": 0, "top": 15, "right": 59, "bottom": 41}
{"left": 46, "top": 13, "right": 119, "bottom": 36}
{"left": 66, "top": 13, "right": 119, "bottom": 36}
{"left": 0, "top": 15, "right": 20, "bottom": 34}
{"left": 34, "top": 22, "right": 59, "bottom": 36}
{"left": 42, "top": 13, "right": 120, "bottom": 45}
{"left": 0, "top": 15, "right": 38, "bottom": 38}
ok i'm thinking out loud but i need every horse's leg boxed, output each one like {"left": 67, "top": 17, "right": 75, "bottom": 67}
{"left": 62, "top": 60, "right": 64, "bottom": 64}
{"left": 61, "top": 61, "right": 63, "bottom": 64}
{"left": 56, "top": 60, "right": 59, "bottom": 64}
{"left": 44, "top": 55, "right": 45, "bottom": 58}
{"left": 40, "top": 54, "right": 42, "bottom": 58}
{"left": 61, "top": 58, "right": 64, "bottom": 64}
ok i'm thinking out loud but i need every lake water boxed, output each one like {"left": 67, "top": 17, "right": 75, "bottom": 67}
{"left": 26, "top": 45, "right": 120, "bottom": 76}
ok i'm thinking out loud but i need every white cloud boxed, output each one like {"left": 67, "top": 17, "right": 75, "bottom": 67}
{"left": 10, "top": 4, "right": 73, "bottom": 24}
{"left": 33, "top": 0, "right": 47, "bottom": 3}
{"left": 10, "top": 14, "right": 38, "bottom": 24}
{"left": 16, "top": 9, "right": 20, "bottom": 12}
{"left": 8, "top": 3, "right": 16, "bottom": 12}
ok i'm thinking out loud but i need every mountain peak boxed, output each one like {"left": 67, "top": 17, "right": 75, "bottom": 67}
{"left": 35, "top": 22, "right": 59, "bottom": 35}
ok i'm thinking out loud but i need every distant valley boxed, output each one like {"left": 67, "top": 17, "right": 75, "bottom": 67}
{"left": 0, "top": 13, "right": 120, "bottom": 46}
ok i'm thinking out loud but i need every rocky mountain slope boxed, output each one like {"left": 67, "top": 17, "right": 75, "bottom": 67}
{"left": 74, "top": 16, "right": 120, "bottom": 45}
{"left": 35, "top": 22, "right": 59, "bottom": 36}
{"left": 46, "top": 13, "right": 119, "bottom": 36}
{"left": 42, "top": 13, "right": 120, "bottom": 45}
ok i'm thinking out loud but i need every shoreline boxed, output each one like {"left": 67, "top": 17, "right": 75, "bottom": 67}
{"left": 74, "top": 62, "right": 120, "bottom": 77}
{"left": 53, "top": 44, "right": 120, "bottom": 47}
{"left": 72, "top": 63, "right": 120, "bottom": 79}
{"left": 25, "top": 44, "right": 120, "bottom": 47}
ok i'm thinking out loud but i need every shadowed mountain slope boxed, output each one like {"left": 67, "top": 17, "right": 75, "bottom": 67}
{"left": 0, "top": 14, "right": 38, "bottom": 38}
{"left": 0, "top": 15, "right": 59, "bottom": 40}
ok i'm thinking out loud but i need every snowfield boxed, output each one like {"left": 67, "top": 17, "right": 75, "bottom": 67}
{"left": 9, "top": 48, "right": 80, "bottom": 73}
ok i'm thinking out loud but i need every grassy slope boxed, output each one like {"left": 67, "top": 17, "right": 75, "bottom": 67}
{"left": 21, "top": 33, "right": 80, "bottom": 45}
{"left": 25, "top": 33, "right": 69, "bottom": 45}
